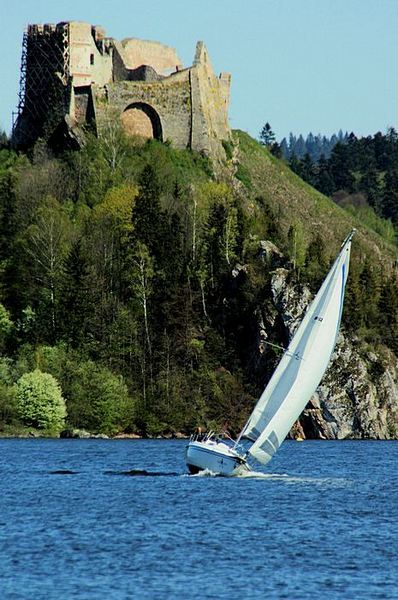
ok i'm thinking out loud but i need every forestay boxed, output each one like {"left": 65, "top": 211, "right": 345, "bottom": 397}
{"left": 242, "top": 230, "right": 355, "bottom": 465}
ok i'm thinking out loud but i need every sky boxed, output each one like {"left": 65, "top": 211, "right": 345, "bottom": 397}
{"left": 1, "top": 0, "right": 398, "bottom": 141}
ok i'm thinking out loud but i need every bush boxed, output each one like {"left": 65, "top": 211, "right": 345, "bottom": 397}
{"left": 66, "top": 361, "right": 134, "bottom": 435}
{"left": 16, "top": 369, "right": 66, "bottom": 432}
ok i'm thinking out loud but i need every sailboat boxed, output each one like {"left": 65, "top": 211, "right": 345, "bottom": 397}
{"left": 185, "top": 229, "right": 356, "bottom": 475}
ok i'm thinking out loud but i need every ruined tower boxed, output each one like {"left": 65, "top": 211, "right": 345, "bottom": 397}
{"left": 12, "top": 21, "right": 232, "bottom": 158}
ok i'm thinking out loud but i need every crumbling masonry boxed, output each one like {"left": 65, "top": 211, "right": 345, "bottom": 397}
{"left": 12, "top": 21, "right": 232, "bottom": 158}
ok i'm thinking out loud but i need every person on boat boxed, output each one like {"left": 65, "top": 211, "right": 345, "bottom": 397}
{"left": 196, "top": 426, "right": 204, "bottom": 441}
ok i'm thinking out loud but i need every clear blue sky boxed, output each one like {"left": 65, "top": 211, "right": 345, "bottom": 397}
{"left": 1, "top": 0, "right": 398, "bottom": 141}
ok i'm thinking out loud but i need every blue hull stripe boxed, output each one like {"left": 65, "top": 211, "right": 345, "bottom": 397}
{"left": 187, "top": 445, "right": 239, "bottom": 463}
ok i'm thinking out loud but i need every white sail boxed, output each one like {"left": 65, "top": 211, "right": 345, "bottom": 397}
{"left": 242, "top": 230, "right": 355, "bottom": 465}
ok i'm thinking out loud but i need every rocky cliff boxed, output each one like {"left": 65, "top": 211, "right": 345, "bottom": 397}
{"left": 252, "top": 242, "right": 398, "bottom": 440}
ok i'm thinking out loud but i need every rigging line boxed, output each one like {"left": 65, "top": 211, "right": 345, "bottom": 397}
{"left": 264, "top": 340, "right": 288, "bottom": 353}
{"left": 263, "top": 340, "right": 301, "bottom": 360}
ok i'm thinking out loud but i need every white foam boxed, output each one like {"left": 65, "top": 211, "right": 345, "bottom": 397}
{"left": 184, "top": 469, "right": 352, "bottom": 487}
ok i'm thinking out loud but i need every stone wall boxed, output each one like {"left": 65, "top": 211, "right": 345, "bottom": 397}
{"left": 95, "top": 70, "right": 192, "bottom": 147}
{"left": 120, "top": 38, "right": 183, "bottom": 75}
{"left": 66, "top": 21, "right": 113, "bottom": 88}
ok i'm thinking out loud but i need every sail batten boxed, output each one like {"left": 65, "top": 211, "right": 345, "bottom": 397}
{"left": 242, "top": 231, "right": 355, "bottom": 465}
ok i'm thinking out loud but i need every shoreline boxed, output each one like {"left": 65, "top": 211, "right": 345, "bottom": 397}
{"left": 0, "top": 430, "right": 190, "bottom": 440}
{"left": 0, "top": 431, "right": 397, "bottom": 441}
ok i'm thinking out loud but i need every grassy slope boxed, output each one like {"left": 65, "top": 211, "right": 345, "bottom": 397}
{"left": 235, "top": 130, "right": 398, "bottom": 269}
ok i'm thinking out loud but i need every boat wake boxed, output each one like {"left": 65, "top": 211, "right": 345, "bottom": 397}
{"left": 187, "top": 468, "right": 220, "bottom": 477}
{"left": 187, "top": 468, "right": 281, "bottom": 479}
{"left": 188, "top": 468, "right": 352, "bottom": 486}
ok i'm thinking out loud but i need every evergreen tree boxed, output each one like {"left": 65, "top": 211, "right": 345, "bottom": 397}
{"left": 288, "top": 133, "right": 296, "bottom": 157}
{"left": 299, "top": 153, "right": 316, "bottom": 186}
{"left": 294, "top": 134, "right": 306, "bottom": 159}
{"left": 329, "top": 143, "right": 355, "bottom": 192}
{"left": 259, "top": 122, "right": 276, "bottom": 147}
{"left": 280, "top": 138, "right": 289, "bottom": 159}
{"left": 289, "top": 153, "right": 301, "bottom": 176}
{"left": 381, "top": 168, "right": 398, "bottom": 224}
{"left": 358, "top": 168, "right": 381, "bottom": 211}
{"left": 59, "top": 239, "right": 92, "bottom": 347}
{"left": 132, "top": 164, "right": 163, "bottom": 252}
{"left": 270, "top": 142, "right": 282, "bottom": 158}
{"left": 359, "top": 259, "right": 381, "bottom": 330}
{"left": 315, "top": 154, "right": 335, "bottom": 196}
{"left": 373, "top": 131, "right": 390, "bottom": 171}
{"left": 378, "top": 275, "right": 398, "bottom": 353}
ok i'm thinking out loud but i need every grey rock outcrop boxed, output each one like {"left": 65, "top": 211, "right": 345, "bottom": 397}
{"left": 252, "top": 244, "right": 398, "bottom": 440}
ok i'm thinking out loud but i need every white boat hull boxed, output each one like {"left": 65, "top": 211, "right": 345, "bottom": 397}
{"left": 185, "top": 439, "right": 249, "bottom": 476}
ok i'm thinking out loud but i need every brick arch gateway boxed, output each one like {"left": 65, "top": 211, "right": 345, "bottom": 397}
{"left": 120, "top": 102, "right": 163, "bottom": 141}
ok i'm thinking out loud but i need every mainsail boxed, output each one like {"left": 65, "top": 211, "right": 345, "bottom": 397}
{"left": 241, "top": 230, "right": 355, "bottom": 465}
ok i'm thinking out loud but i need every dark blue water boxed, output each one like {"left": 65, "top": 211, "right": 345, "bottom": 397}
{"left": 0, "top": 439, "right": 397, "bottom": 599}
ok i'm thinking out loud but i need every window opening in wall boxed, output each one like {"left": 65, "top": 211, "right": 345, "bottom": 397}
{"left": 90, "top": 54, "right": 94, "bottom": 65}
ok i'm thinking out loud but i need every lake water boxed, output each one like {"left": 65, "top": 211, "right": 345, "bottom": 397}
{"left": 0, "top": 439, "right": 397, "bottom": 599}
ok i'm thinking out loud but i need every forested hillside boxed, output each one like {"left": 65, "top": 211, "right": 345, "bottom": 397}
{"left": 287, "top": 128, "right": 398, "bottom": 234}
{"left": 0, "top": 129, "right": 397, "bottom": 438}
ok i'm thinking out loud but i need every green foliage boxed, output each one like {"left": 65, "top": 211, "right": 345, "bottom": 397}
{"left": 16, "top": 369, "right": 66, "bottom": 432}
{"left": 66, "top": 361, "right": 134, "bottom": 435}
{"left": 344, "top": 205, "right": 396, "bottom": 244}
{"left": 0, "top": 356, "right": 13, "bottom": 385}
{"left": 0, "top": 302, "right": 12, "bottom": 341}
{"left": 0, "top": 356, "right": 17, "bottom": 426}
{"left": 0, "top": 382, "right": 17, "bottom": 426}
{"left": 235, "top": 163, "right": 252, "bottom": 189}
{"left": 222, "top": 139, "right": 234, "bottom": 160}
{"left": 286, "top": 223, "right": 306, "bottom": 275}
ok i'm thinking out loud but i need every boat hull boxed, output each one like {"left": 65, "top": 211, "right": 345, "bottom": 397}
{"left": 185, "top": 440, "right": 249, "bottom": 476}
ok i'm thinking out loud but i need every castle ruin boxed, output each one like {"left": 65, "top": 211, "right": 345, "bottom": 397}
{"left": 12, "top": 21, "right": 232, "bottom": 158}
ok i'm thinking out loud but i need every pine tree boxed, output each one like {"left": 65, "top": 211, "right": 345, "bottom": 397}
{"left": 280, "top": 138, "right": 289, "bottom": 159}
{"left": 259, "top": 123, "right": 276, "bottom": 147}
{"left": 289, "top": 153, "right": 301, "bottom": 176}
{"left": 378, "top": 274, "right": 398, "bottom": 353}
{"left": 315, "top": 154, "right": 335, "bottom": 196}
{"left": 358, "top": 168, "right": 381, "bottom": 211}
{"left": 329, "top": 143, "right": 355, "bottom": 192}
{"left": 359, "top": 259, "right": 381, "bottom": 330}
{"left": 299, "top": 153, "right": 315, "bottom": 186}
{"left": 381, "top": 168, "right": 398, "bottom": 224}
{"left": 59, "top": 239, "right": 92, "bottom": 347}
{"left": 294, "top": 135, "right": 306, "bottom": 159}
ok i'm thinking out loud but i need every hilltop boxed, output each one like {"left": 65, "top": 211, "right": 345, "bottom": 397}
{"left": 235, "top": 131, "right": 397, "bottom": 264}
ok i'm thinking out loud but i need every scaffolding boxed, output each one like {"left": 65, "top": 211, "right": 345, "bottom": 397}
{"left": 12, "top": 23, "right": 70, "bottom": 146}
{"left": 15, "top": 31, "right": 28, "bottom": 122}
